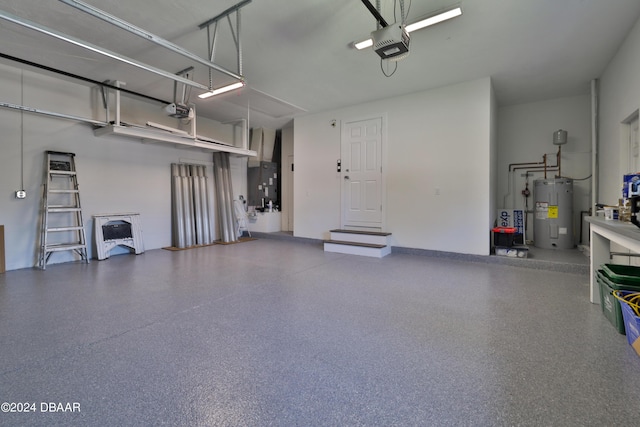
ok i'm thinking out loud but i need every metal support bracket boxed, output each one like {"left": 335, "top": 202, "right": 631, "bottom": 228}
{"left": 199, "top": 0, "right": 251, "bottom": 90}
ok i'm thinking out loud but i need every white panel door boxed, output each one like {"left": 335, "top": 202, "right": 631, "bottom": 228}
{"left": 341, "top": 117, "right": 383, "bottom": 228}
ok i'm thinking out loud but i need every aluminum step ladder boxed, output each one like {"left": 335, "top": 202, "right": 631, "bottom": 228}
{"left": 39, "top": 151, "right": 89, "bottom": 269}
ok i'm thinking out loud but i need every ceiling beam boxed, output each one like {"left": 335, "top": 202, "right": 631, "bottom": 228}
{"left": 198, "top": 0, "right": 252, "bottom": 30}
{"left": 0, "top": 9, "right": 209, "bottom": 90}
{"left": 58, "top": 0, "right": 243, "bottom": 82}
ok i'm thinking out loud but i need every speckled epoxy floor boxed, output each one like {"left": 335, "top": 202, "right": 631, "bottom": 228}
{"left": 1, "top": 239, "right": 638, "bottom": 426}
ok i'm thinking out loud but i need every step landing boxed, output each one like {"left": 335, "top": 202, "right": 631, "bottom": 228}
{"left": 324, "top": 229, "right": 392, "bottom": 258}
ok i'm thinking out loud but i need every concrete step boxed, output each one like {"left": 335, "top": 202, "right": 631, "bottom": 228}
{"left": 324, "top": 239, "right": 391, "bottom": 258}
{"left": 328, "top": 229, "right": 392, "bottom": 246}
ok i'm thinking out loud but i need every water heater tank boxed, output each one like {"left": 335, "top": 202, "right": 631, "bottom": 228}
{"left": 533, "top": 178, "right": 574, "bottom": 249}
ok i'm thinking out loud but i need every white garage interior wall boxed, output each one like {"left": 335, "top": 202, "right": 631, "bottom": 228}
{"left": 497, "top": 95, "right": 592, "bottom": 245}
{"left": 597, "top": 16, "right": 640, "bottom": 265}
{"left": 599, "top": 17, "right": 640, "bottom": 201}
{"left": 1, "top": 12, "right": 639, "bottom": 272}
{"left": 0, "top": 61, "right": 248, "bottom": 271}
{"left": 294, "top": 78, "right": 494, "bottom": 256}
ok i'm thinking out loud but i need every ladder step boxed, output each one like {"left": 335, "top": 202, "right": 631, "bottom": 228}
{"left": 49, "top": 171, "right": 77, "bottom": 176}
{"left": 48, "top": 207, "right": 81, "bottom": 212}
{"left": 45, "top": 243, "right": 87, "bottom": 252}
{"left": 47, "top": 150, "right": 76, "bottom": 157}
{"left": 324, "top": 239, "right": 387, "bottom": 249}
{"left": 49, "top": 189, "right": 79, "bottom": 194}
{"left": 47, "top": 226, "right": 85, "bottom": 232}
{"left": 329, "top": 229, "right": 392, "bottom": 236}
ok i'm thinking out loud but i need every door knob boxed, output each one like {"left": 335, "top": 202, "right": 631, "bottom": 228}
{"left": 344, "top": 176, "right": 350, "bottom": 180}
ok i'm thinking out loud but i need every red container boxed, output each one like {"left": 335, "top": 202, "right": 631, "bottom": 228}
{"left": 492, "top": 227, "right": 517, "bottom": 247}
{"left": 492, "top": 227, "right": 517, "bottom": 234}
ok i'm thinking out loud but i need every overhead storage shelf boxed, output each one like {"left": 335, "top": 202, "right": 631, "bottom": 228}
{"left": 93, "top": 124, "right": 257, "bottom": 157}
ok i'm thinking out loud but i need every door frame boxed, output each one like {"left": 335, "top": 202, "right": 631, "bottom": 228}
{"left": 340, "top": 114, "right": 388, "bottom": 231}
{"left": 284, "top": 154, "right": 294, "bottom": 231}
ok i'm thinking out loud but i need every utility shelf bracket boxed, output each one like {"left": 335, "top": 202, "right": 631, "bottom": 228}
{"left": 198, "top": 0, "right": 252, "bottom": 90}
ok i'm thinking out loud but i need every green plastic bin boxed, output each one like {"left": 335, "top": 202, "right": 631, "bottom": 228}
{"left": 601, "top": 264, "right": 640, "bottom": 286}
{"left": 597, "top": 270, "right": 640, "bottom": 334}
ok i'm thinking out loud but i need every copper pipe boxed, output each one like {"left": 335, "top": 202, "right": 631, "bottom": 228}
{"left": 512, "top": 154, "right": 557, "bottom": 173}
{"left": 525, "top": 167, "right": 558, "bottom": 176}
{"left": 556, "top": 145, "right": 562, "bottom": 178}
{"left": 509, "top": 156, "right": 546, "bottom": 172}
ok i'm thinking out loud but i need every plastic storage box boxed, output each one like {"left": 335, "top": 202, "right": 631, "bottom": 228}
{"left": 492, "top": 227, "right": 517, "bottom": 247}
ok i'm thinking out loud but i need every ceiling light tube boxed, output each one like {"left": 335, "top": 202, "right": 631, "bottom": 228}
{"left": 354, "top": 5, "right": 462, "bottom": 50}
{"left": 198, "top": 81, "right": 245, "bottom": 99}
{"left": 405, "top": 7, "right": 462, "bottom": 32}
{"left": 354, "top": 39, "right": 374, "bottom": 50}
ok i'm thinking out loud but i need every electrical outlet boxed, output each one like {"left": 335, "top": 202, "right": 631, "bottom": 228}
{"left": 15, "top": 190, "right": 26, "bottom": 199}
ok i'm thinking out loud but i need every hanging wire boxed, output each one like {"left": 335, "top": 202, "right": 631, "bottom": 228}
{"left": 380, "top": 58, "right": 398, "bottom": 77}
{"left": 20, "top": 70, "right": 24, "bottom": 191}
{"left": 572, "top": 174, "right": 593, "bottom": 181}
{"left": 394, "top": 0, "right": 411, "bottom": 25}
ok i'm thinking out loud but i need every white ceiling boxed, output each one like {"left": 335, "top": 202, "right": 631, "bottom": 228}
{"left": 1, "top": 0, "right": 639, "bottom": 129}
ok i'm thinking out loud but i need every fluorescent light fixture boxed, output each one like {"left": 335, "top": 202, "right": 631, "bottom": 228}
{"left": 405, "top": 7, "right": 462, "bottom": 32}
{"left": 355, "top": 39, "right": 374, "bottom": 50}
{"left": 198, "top": 81, "right": 245, "bottom": 99}
{"left": 354, "top": 5, "right": 462, "bottom": 50}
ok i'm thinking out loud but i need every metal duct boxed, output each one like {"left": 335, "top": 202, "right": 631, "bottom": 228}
{"left": 171, "top": 164, "right": 186, "bottom": 248}
{"left": 171, "top": 163, "right": 212, "bottom": 248}
{"left": 180, "top": 164, "right": 195, "bottom": 247}
{"left": 222, "top": 154, "right": 237, "bottom": 241}
{"left": 192, "top": 165, "right": 204, "bottom": 245}
{"left": 212, "top": 153, "right": 227, "bottom": 242}
{"left": 196, "top": 165, "right": 213, "bottom": 245}
{"left": 212, "top": 152, "right": 238, "bottom": 243}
